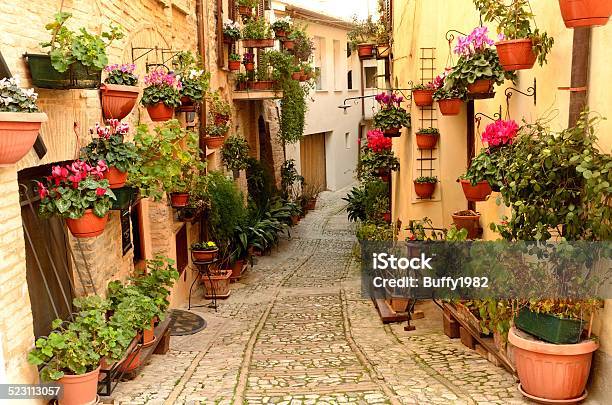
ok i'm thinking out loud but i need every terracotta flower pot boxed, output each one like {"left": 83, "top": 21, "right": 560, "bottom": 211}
{"left": 384, "top": 127, "right": 402, "bottom": 138}
{"left": 230, "top": 259, "right": 245, "bottom": 281}
{"left": 306, "top": 197, "right": 317, "bottom": 210}
{"left": 438, "top": 98, "right": 463, "bottom": 116}
{"left": 0, "top": 112, "right": 48, "bottom": 166}
{"left": 236, "top": 82, "right": 248, "bottom": 91}
{"left": 357, "top": 44, "right": 375, "bottom": 59}
{"left": 58, "top": 366, "right": 100, "bottom": 405}
{"left": 467, "top": 79, "right": 493, "bottom": 94}
{"left": 412, "top": 89, "right": 434, "bottom": 107}
{"left": 414, "top": 181, "right": 436, "bottom": 199}
{"left": 300, "top": 73, "right": 309, "bottom": 82}
{"left": 146, "top": 102, "right": 174, "bottom": 121}
{"left": 451, "top": 210, "right": 481, "bottom": 239}
{"left": 66, "top": 210, "right": 108, "bottom": 238}
{"left": 228, "top": 60, "right": 241, "bottom": 71}
{"left": 170, "top": 192, "right": 189, "bottom": 208}
{"left": 495, "top": 39, "right": 536, "bottom": 71}
{"left": 142, "top": 319, "right": 156, "bottom": 347}
{"left": 204, "top": 136, "right": 225, "bottom": 149}
{"left": 192, "top": 248, "right": 218, "bottom": 262}
{"left": 119, "top": 346, "right": 142, "bottom": 373}
{"left": 291, "top": 72, "right": 302, "bottom": 80}
{"left": 100, "top": 83, "right": 139, "bottom": 120}
{"left": 460, "top": 179, "right": 492, "bottom": 202}
{"left": 282, "top": 40, "right": 295, "bottom": 50}
{"left": 176, "top": 96, "right": 197, "bottom": 113}
{"left": 415, "top": 132, "right": 438, "bottom": 149}
{"left": 559, "top": 0, "right": 611, "bottom": 28}
{"left": 509, "top": 327, "right": 598, "bottom": 402}
{"left": 242, "top": 39, "right": 275, "bottom": 48}
{"left": 104, "top": 166, "right": 128, "bottom": 189}
{"left": 244, "top": 62, "right": 255, "bottom": 71}
{"left": 376, "top": 44, "right": 391, "bottom": 59}
{"left": 201, "top": 270, "right": 232, "bottom": 298}
{"left": 252, "top": 81, "right": 274, "bottom": 91}
{"left": 274, "top": 29, "right": 287, "bottom": 38}
{"left": 238, "top": 5, "right": 252, "bottom": 16}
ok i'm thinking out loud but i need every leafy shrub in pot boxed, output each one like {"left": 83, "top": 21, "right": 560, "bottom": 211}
{"left": 242, "top": 18, "right": 274, "bottom": 48}
{"left": 174, "top": 51, "right": 210, "bottom": 108}
{"left": 221, "top": 135, "right": 250, "bottom": 173}
{"left": 415, "top": 127, "right": 439, "bottom": 149}
{"left": 412, "top": 83, "right": 436, "bottom": 107}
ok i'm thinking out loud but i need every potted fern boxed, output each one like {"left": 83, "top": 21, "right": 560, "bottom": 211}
{"left": 100, "top": 63, "right": 140, "bottom": 120}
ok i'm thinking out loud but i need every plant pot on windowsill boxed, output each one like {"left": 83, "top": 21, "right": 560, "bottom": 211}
{"left": 459, "top": 179, "right": 492, "bottom": 202}
{"left": 25, "top": 53, "right": 101, "bottom": 89}
{"left": 438, "top": 98, "right": 463, "bottom": 116}
{"left": 383, "top": 127, "right": 402, "bottom": 138}
{"left": 413, "top": 89, "right": 435, "bottom": 107}
{"left": 65, "top": 209, "right": 109, "bottom": 238}
{"left": 558, "top": 0, "right": 611, "bottom": 28}
{"left": 204, "top": 136, "right": 225, "bottom": 149}
{"left": 104, "top": 166, "right": 128, "bottom": 189}
{"left": 415, "top": 132, "right": 439, "bottom": 149}
{"left": 100, "top": 83, "right": 140, "bottom": 120}
{"left": 282, "top": 40, "right": 295, "bottom": 50}
{"left": 451, "top": 210, "right": 481, "bottom": 239}
{"left": 467, "top": 79, "right": 494, "bottom": 94}
{"left": 357, "top": 44, "right": 375, "bottom": 59}
{"left": 228, "top": 60, "right": 241, "bottom": 71}
{"left": 169, "top": 192, "right": 189, "bottom": 208}
{"left": 414, "top": 181, "right": 436, "bottom": 199}
{"left": 251, "top": 81, "right": 274, "bottom": 91}
{"left": 201, "top": 270, "right": 232, "bottom": 298}
{"left": 146, "top": 102, "right": 174, "bottom": 121}
{"left": 56, "top": 365, "right": 101, "bottom": 405}
{"left": 238, "top": 6, "right": 253, "bottom": 16}
{"left": 0, "top": 111, "right": 48, "bottom": 166}
{"left": 509, "top": 327, "right": 598, "bottom": 403}
{"left": 242, "top": 38, "right": 275, "bottom": 48}
{"left": 230, "top": 259, "right": 246, "bottom": 281}
{"left": 495, "top": 39, "right": 536, "bottom": 71}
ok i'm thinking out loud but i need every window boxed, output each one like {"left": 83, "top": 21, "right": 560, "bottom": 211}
{"left": 364, "top": 66, "right": 378, "bottom": 89}
{"left": 347, "top": 70, "right": 353, "bottom": 90}
{"left": 175, "top": 224, "right": 188, "bottom": 275}
{"left": 314, "top": 36, "right": 326, "bottom": 90}
{"left": 345, "top": 132, "right": 351, "bottom": 149}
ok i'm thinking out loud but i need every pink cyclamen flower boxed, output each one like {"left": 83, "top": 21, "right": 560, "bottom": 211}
{"left": 36, "top": 181, "right": 49, "bottom": 199}
{"left": 95, "top": 187, "right": 107, "bottom": 196}
{"left": 481, "top": 119, "right": 519, "bottom": 147}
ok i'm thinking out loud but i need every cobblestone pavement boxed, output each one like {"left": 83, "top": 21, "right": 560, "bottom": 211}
{"left": 112, "top": 187, "right": 530, "bottom": 405}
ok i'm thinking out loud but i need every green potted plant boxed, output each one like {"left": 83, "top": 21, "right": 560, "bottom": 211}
{"left": 242, "top": 18, "right": 275, "bottom": 48}
{"left": 37, "top": 160, "right": 115, "bottom": 238}
{"left": 191, "top": 241, "right": 219, "bottom": 262}
{"left": 210, "top": 92, "right": 232, "bottom": 125}
{"left": 474, "top": 0, "right": 554, "bottom": 71}
{"left": 205, "top": 123, "right": 230, "bottom": 149}
{"left": 360, "top": 129, "right": 399, "bottom": 181}
{"left": 272, "top": 16, "right": 292, "bottom": 38}
{"left": 415, "top": 127, "right": 439, "bottom": 150}
{"left": 100, "top": 63, "right": 140, "bottom": 120}
{"left": 223, "top": 19, "right": 242, "bottom": 42}
{"left": 243, "top": 52, "right": 256, "bottom": 72}
{"left": 283, "top": 30, "right": 298, "bottom": 50}
{"left": 458, "top": 150, "right": 495, "bottom": 202}
{"left": 347, "top": 16, "right": 378, "bottom": 59}
{"left": 411, "top": 82, "right": 436, "bottom": 107}
{"left": 174, "top": 51, "right": 210, "bottom": 111}
{"left": 228, "top": 53, "right": 241, "bottom": 71}
{"left": 373, "top": 92, "right": 410, "bottom": 137}
{"left": 221, "top": 135, "right": 250, "bottom": 177}
{"left": 253, "top": 52, "right": 274, "bottom": 90}
{"left": 141, "top": 68, "right": 182, "bottom": 121}
{"left": 235, "top": 72, "right": 249, "bottom": 91}
{"left": 433, "top": 70, "right": 466, "bottom": 116}
{"left": 27, "top": 12, "right": 124, "bottom": 89}
{"left": 237, "top": 0, "right": 258, "bottom": 17}
{"left": 0, "top": 77, "right": 48, "bottom": 165}
{"left": 413, "top": 176, "right": 437, "bottom": 199}
{"left": 81, "top": 120, "right": 139, "bottom": 189}
{"left": 558, "top": 0, "right": 611, "bottom": 28}
{"left": 291, "top": 29, "right": 315, "bottom": 63}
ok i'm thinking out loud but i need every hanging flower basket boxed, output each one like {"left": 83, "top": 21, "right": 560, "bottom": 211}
{"left": 100, "top": 84, "right": 140, "bottom": 121}
{"left": 204, "top": 136, "right": 225, "bottom": 149}
{"left": 376, "top": 44, "right": 391, "bottom": 59}
{"left": 438, "top": 98, "right": 463, "bottom": 116}
{"left": 495, "top": 39, "right": 536, "bottom": 71}
{"left": 169, "top": 192, "right": 189, "bottom": 208}
{"left": 65, "top": 210, "right": 109, "bottom": 238}
{"left": 413, "top": 89, "right": 435, "bottom": 107}
{"left": 451, "top": 210, "right": 481, "bottom": 239}
{"left": 414, "top": 181, "right": 436, "bottom": 199}
{"left": 238, "top": 6, "right": 253, "bottom": 17}
{"left": 103, "top": 166, "right": 128, "bottom": 189}
{"left": 242, "top": 39, "right": 275, "bottom": 48}
{"left": 559, "top": 0, "right": 611, "bottom": 28}
{"left": 146, "top": 102, "right": 174, "bottom": 121}
{"left": 383, "top": 127, "right": 401, "bottom": 138}
{"left": 415, "top": 131, "right": 439, "bottom": 149}
{"left": 0, "top": 112, "right": 48, "bottom": 166}
{"left": 228, "top": 60, "right": 241, "bottom": 71}
{"left": 245, "top": 61, "right": 255, "bottom": 71}
{"left": 357, "top": 44, "right": 375, "bottom": 59}
{"left": 25, "top": 54, "right": 101, "bottom": 89}
{"left": 467, "top": 79, "right": 494, "bottom": 94}
{"left": 460, "top": 179, "right": 492, "bottom": 202}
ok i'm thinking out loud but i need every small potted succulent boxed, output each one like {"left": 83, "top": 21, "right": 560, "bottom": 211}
{"left": 141, "top": 68, "right": 182, "bottom": 121}
{"left": 0, "top": 77, "right": 48, "bottom": 166}
{"left": 37, "top": 160, "right": 115, "bottom": 238}
{"left": 243, "top": 52, "right": 255, "bottom": 71}
{"left": 558, "top": 0, "right": 611, "bottom": 28}
{"left": 81, "top": 120, "right": 139, "bottom": 189}
{"left": 191, "top": 241, "right": 219, "bottom": 262}
{"left": 272, "top": 16, "right": 292, "bottom": 38}
{"left": 433, "top": 70, "right": 466, "bottom": 116}
{"left": 100, "top": 63, "right": 140, "bottom": 120}
{"left": 415, "top": 127, "right": 439, "bottom": 150}
{"left": 228, "top": 53, "right": 241, "bottom": 71}
{"left": 474, "top": 0, "right": 554, "bottom": 71}
{"left": 242, "top": 18, "right": 275, "bottom": 48}
{"left": 413, "top": 176, "right": 437, "bottom": 199}
{"left": 412, "top": 82, "right": 436, "bottom": 107}
{"left": 223, "top": 19, "right": 242, "bottom": 42}
{"left": 373, "top": 92, "right": 410, "bottom": 137}
{"left": 347, "top": 16, "right": 378, "bottom": 59}
{"left": 237, "top": 0, "right": 258, "bottom": 17}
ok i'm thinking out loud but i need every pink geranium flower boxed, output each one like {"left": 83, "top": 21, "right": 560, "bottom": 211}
{"left": 481, "top": 119, "right": 519, "bottom": 147}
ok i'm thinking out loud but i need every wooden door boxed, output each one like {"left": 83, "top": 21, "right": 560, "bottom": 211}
{"left": 300, "top": 133, "right": 327, "bottom": 190}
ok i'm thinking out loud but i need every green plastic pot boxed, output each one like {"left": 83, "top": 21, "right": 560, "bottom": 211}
{"left": 25, "top": 54, "right": 101, "bottom": 89}
{"left": 111, "top": 187, "right": 139, "bottom": 210}
{"left": 515, "top": 308, "right": 585, "bottom": 344}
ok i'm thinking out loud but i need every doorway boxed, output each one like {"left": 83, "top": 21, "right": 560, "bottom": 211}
{"left": 300, "top": 133, "right": 327, "bottom": 191}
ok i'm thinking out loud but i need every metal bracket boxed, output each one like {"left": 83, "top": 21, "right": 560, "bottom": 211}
{"left": 131, "top": 46, "right": 181, "bottom": 72}
{"left": 445, "top": 30, "right": 467, "bottom": 43}
{"left": 505, "top": 77, "right": 537, "bottom": 106}
{"left": 474, "top": 105, "right": 503, "bottom": 131}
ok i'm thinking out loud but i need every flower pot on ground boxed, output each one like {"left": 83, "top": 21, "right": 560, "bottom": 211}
{"left": 306, "top": 197, "right": 317, "bottom": 210}
{"left": 58, "top": 366, "right": 101, "bottom": 405}
{"left": 415, "top": 128, "right": 439, "bottom": 149}
{"left": 451, "top": 210, "right": 481, "bottom": 239}
{"left": 170, "top": 192, "right": 189, "bottom": 208}
{"left": 508, "top": 327, "right": 598, "bottom": 402}
{"left": 100, "top": 63, "right": 140, "bottom": 120}
{"left": 230, "top": 259, "right": 246, "bottom": 281}
{"left": 495, "top": 39, "right": 536, "bottom": 71}
{"left": 191, "top": 241, "right": 219, "bottom": 262}
{"left": 414, "top": 177, "right": 437, "bottom": 199}
{"left": 0, "top": 78, "right": 48, "bottom": 166}
{"left": 412, "top": 84, "right": 436, "bottom": 107}
{"left": 141, "top": 68, "right": 182, "bottom": 121}
{"left": 514, "top": 308, "right": 586, "bottom": 344}
{"left": 202, "top": 269, "right": 232, "bottom": 298}
{"left": 459, "top": 179, "right": 492, "bottom": 202}
{"left": 373, "top": 92, "right": 410, "bottom": 137}
{"left": 438, "top": 98, "right": 463, "bottom": 116}
{"left": 558, "top": 0, "right": 611, "bottom": 28}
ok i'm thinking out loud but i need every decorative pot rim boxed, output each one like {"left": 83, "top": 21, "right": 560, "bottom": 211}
{"left": 495, "top": 38, "right": 533, "bottom": 45}
{"left": 459, "top": 179, "right": 488, "bottom": 185}
{"left": 206, "top": 269, "right": 232, "bottom": 279}
{"left": 192, "top": 248, "right": 219, "bottom": 254}
{"left": 413, "top": 88, "right": 435, "bottom": 93}
{"left": 416, "top": 131, "right": 439, "bottom": 136}
{"left": 60, "top": 365, "right": 101, "bottom": 380}
{"left": 100, "top": 83, "right": 141, "bottom": 93}
{"left": 0, "top": 111, "right": 48, "bottom": 122}
{"left": 438, "top": 98, "right": 463, "bottom": 103}
{"left": 357, "top": 43, "right": 375, "bottom": 47}
{"left": 508, "top": 327, "right": 599, "bottom": 355}
{"left": 452, "top": 210, "right": 480, "bottom": 219}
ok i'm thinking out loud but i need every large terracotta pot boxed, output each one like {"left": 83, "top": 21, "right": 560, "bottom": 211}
{"left": 438, "top": 99, "right": 463, "bottom": 116}
{"left": 100, "top": 83, "right": 139, "bottom": 120}
{"left": 201, "top": 270, "right": 232, "bottom": 298}
{"left": 228, "top": 60, "right": 241, "bottom": 71}
{"left": 384, "top": 127, "right": 401, "bottom": 138}
{"left": 204, "top": 136, "right": 225, "bottom": 149}
{"left": 495, "top": 39, "right": 536, "bottom": 71}
{"left": 415, "top": 132, "right": 439, "bottom": 149}
{"left": 509, "top": 327, "right": 598, "bottom": 402}
{"left": 452, "top": 210, "right": 481, "bottom": 239}
{"left": 58, "top": 366, "right": 100, "bottom": 405}
{"left": 357, "top": 44, "right": 375, "bottom": 59}
{"left": 242, "top": 39, "right": 275, "bottom": 48}
{"left": 0, "top": 112, "right": 48, "bottom": 166}
{"left": 414, "top": 181, "right": 436, "bottom": 199}
{"left": 66, "top": 210, "right": 108, "bottom": 238}
{"left": 460, "top": 179, "right": 492, "bottom": 202}
{"left": 558, "top": 0, "right": 611, "bottom": 28}
{"left": 146, "top": 102, "right": 174, "bottom": 121}
{"left": 169, "top": 192, "right": 189, "bottom": 208}
{"left": 412, "top": 89, "right": 434, "bottom": 107}
{"left": 230, "top": 259, "right": 245, "bottom": 281}
{"left": 192, "top": 248, "right": 218, "bottom": 262}
{"left": 104, "top": 166, "right": 128, "bottom": 189}
{"left": 467, "top": 79, "right": 493, "bottom": 94}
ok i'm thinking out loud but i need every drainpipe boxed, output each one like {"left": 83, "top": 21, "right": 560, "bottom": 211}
{"left": 196, "top": 0, "right": 207, "bottom": 157}
{"left": 568, "top": 27, "right": 591, "bottom": 127}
